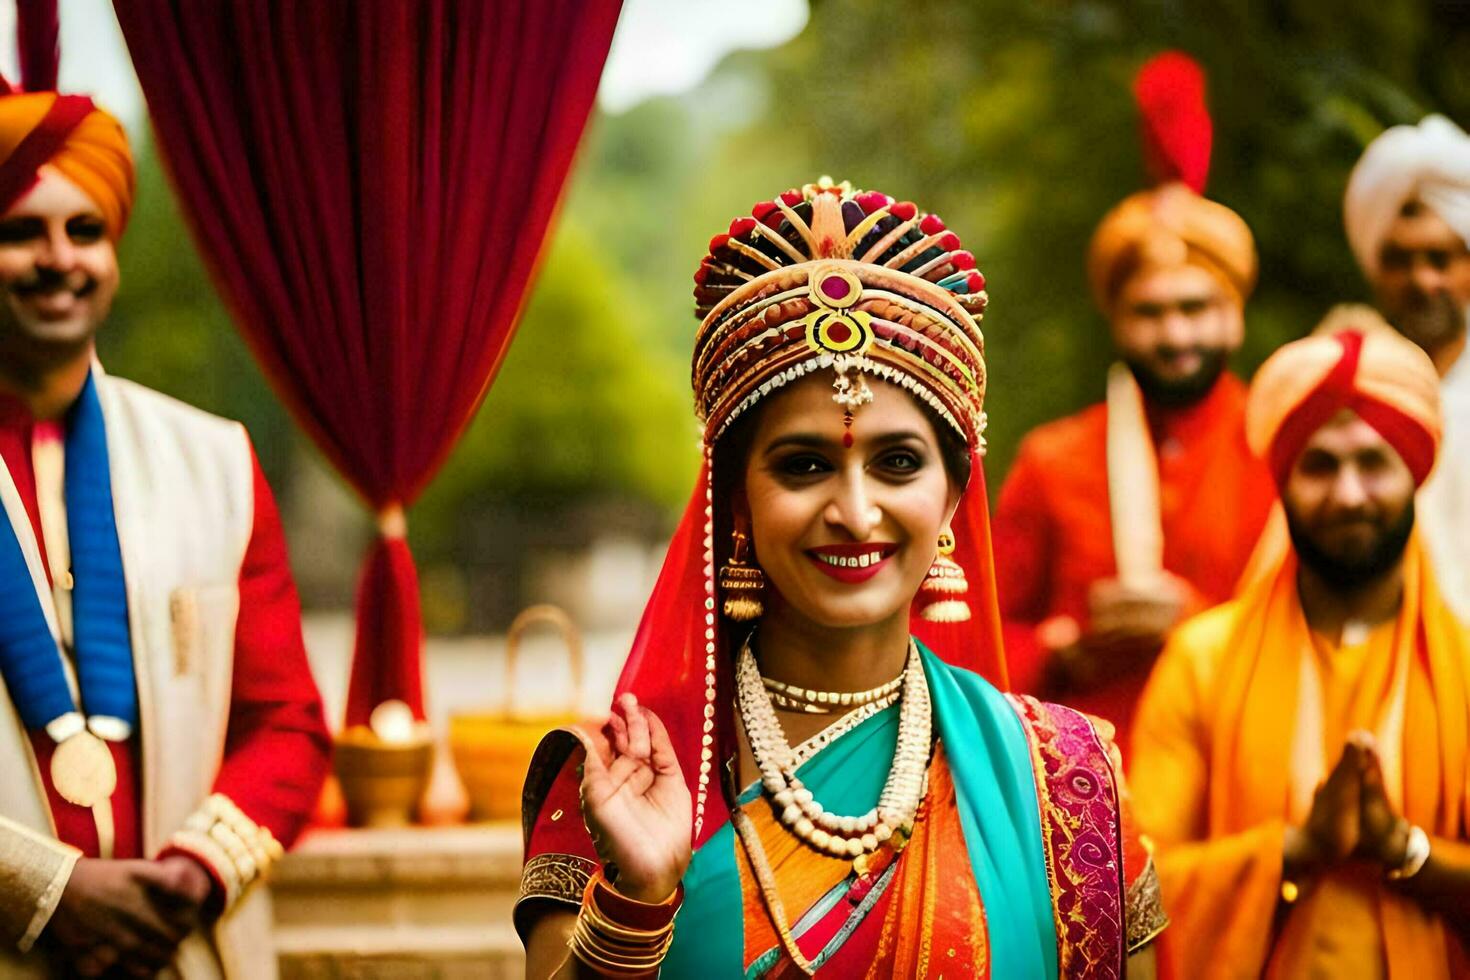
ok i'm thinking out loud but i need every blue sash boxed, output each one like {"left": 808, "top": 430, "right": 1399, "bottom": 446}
{"left": 0, "top": 371, "right": 135, "bottom": 735}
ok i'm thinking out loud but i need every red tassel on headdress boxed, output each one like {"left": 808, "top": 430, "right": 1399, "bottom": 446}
{"left": 1134, "top": 51, "right": 1212, "bottom": 194}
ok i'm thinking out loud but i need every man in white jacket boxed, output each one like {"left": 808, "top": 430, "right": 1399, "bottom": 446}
{"left": 0, "top": 87, "right": 330, "bottom": 977}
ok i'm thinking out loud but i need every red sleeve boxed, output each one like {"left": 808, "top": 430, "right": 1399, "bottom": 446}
{"left": 991, "top": 441, "right": 1056, "bottom": 696}
{"left": 516, "top": 730, "right": 601, "bottom": 940}
{"left": 210, "top": 444, "right": 330, "bottom": 848}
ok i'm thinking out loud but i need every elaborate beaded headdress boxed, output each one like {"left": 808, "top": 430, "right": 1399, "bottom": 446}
{"left": 691, "top": 177, "right": 990, "bottom": 450}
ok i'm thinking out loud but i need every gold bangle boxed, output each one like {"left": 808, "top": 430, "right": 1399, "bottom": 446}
{"left": 573, "top": 917, "right": 669, "bottom": 959}
{"left": 568, "top": 872, "right": 679, "bottom": 975}
{"left": 577, "top": 916, "right": 674, "bottom": 956}
{"left": 577, "top": 911, "right": 674, "bottom": 960}
{"left": 569, "top": 918, "right": 671, "bottom": 973}
{"left": 583, "top": 899, "right": 676, "bottom": 944}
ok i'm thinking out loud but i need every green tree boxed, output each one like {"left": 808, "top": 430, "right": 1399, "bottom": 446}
{"left": 408, "top": 220, "right": 696, "bottom": 567}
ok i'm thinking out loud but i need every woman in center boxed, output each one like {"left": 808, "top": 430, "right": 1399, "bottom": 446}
{"left": 518, "top": 179, "right": 1164, "bottom": 977}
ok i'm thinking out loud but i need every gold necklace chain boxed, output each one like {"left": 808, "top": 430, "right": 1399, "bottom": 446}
{"left": 732, "top": 806, "right": 818, "bottom": 976}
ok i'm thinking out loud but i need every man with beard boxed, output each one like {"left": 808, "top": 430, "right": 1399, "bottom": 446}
{"left": 1345, "top": 115, "right": 1470, "bottom": 619}
{"left": 0, "top": 76, "right": 329, "bottom": 977}
{"left": 1132, "top": 324, "right": 1470, "bottom": 979}
{"left": 993, "top": 52, "right": 1276, "bottom": 747}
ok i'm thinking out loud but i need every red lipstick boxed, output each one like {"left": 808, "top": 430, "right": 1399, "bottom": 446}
{"left": 805, "top": 543, "right": 898, "bottom": 584}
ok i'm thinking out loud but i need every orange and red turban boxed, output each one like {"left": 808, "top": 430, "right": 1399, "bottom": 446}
{"left": 1246, "top": 323, "right": 1442, "bottom": 487}
{"left": 0, "top": 91, "right": 134, "bottom": 239}
{"left": 1087, "top": 52, "right": 1257, "bottom": 312}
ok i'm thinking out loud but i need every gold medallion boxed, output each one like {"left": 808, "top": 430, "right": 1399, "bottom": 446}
{"left": 51, "top": 730, "right": 117, "bottom": 808}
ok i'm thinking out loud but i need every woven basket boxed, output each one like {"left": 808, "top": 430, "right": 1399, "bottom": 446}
{"left": 450, "top": 604, "right": 584, "bottom": 822}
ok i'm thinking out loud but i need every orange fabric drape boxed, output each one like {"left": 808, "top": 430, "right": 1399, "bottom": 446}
{"left": 731, "top": 749, "right": 988, "bottom": 977}
{"left": 1133, "top": 533, "right": 1470, "bottom": 978}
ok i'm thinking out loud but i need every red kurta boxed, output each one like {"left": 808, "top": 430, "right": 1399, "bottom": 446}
{"left": 993, "top": 373, "right": 1275, "bottom": 750}
{"left": 0, "top": 393, "right": 328, "bottom": 868}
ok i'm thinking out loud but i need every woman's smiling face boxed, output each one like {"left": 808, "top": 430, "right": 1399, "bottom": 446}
{"left": 739, "top": 373, "right": 962, "bottom": 630}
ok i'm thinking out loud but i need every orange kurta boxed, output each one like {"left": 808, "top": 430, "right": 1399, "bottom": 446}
{"left": 1131, "top": 535, "right": 1470, "bottom": 979}
{"left": 993, "top": 372, "right": 1275, "bottom": 748}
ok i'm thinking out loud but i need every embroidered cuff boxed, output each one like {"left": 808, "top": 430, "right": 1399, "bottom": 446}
{"left": 519, "top": 853, "right": 598, "bottom": 908}
{"left": 164, "top": 794, "right": 283, "bottom": 911}
{"left": 514, "top": 853, "right": 599, "bottom": 941}
{"left": 0, "top": 815, "right": 82, "bottom": 953}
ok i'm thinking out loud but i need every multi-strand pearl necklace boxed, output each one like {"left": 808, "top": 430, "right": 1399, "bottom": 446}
{"left": 762, "top": 672, "right": 904, "bottom": 714}
{"left": 736, "top": 636, "right": 932, "bottom": 859}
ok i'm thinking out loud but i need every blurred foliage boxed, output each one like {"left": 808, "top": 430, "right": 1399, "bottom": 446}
{"left": 409, "top": 222, "right": 696, "bottom": 556}
{"left": 96, "top": 0, "right": 1470, "bottom": 605}
{"left": 761, "top": 0, "right": 1470, "bottom": 474}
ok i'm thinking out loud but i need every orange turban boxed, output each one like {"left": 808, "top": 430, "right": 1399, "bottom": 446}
{"left": 1087, "top": 182, "right": 1257, "bottom": 312}
{"left": 1246, "top": 323, "right": 1442, "bottom": 487}
{"left": 1088, "top": 52, "right": 1258, "bottom": 312}
{"left": 0, "top": 92, "right": 134, "bottom": 238}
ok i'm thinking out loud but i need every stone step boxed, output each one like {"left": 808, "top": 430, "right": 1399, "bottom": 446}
{"left": 272, "top": 824, "right": 527, "bottom": 977}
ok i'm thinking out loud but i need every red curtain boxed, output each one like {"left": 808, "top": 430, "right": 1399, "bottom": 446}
{"left": 113, "top": 0, "right": 622, "bottom": 726}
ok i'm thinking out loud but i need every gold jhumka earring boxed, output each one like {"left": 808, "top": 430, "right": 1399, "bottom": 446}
{"left": 720, "top": 529, "right": 765, "bottom": 621}
{"left": 918, "top": 528, "right": 970, "bottom": 622}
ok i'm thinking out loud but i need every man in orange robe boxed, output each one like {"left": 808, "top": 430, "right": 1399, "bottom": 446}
{"left": 993, "top": 53, "right": 1276, "bottom": 748}
{"left": 1132, "top": 322, "right": 1470, "bottom": 978}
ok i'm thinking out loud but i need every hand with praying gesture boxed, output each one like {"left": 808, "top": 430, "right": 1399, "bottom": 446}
{"left": 1284, "top": 731, "right": 1416, "bottom": 878}
{"left": 1285, "top": 737, "right": 1364, "bottom": 875}
{"left": 571, "top": 693, "right": 692, "bottom": 904}
{"left": 1356, "top": 734, "right": 1412, "bottom": 870}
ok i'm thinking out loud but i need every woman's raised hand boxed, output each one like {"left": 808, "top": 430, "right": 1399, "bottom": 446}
{"left": 572, "top": 693, "right": 692, "bottom": 903}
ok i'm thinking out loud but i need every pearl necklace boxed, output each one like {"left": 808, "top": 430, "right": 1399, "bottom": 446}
{"left": 762, "top": 672, "right": 904, "bottom": 714}
{"left": 736, "top": 636, "right": 932, "bottom": 859}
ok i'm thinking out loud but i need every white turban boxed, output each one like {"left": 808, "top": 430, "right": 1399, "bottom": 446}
{"left": 1344, "top": 115, "right": 1470, "bottom": 279}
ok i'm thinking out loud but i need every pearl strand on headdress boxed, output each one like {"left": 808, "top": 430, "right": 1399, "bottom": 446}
{"left": 695, "top": 449, "right": 716, "bottom": 840}
{"left": 736, "top": 636, "right": 931, "bottom": 859}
